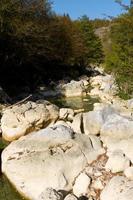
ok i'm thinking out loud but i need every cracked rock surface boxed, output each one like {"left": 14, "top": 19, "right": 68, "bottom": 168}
{"left": 2, "top": 125, "right": 104, "bottom": 200}
{"left": 1, "top": 101, "right": 59, "bottom": 141}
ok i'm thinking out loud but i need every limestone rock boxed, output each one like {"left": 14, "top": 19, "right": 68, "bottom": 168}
{"left": 64, "top": 194, "right": 78, "bottom": 200}
{"left": 1, "top": 101, "right": 59, "bottom": 141}
{"left": 61, "top": 80, "right": 86, "bottom": 97}
{"left": 105, "top": 151, "right": 130, "bottom": 173}
{"left": 73, "top": 173, "right": 91, "bottom": 197}
{"left": 83, "top": 111, "right": 104, "bottom": 135}
{"left": 124, "top": 167, "right": 133, "bottom": 180}
{"left": 59, "top": 108, "right": 74, "bottom": 121}
{"left": 71, "top": 113, "right": 82, "bottom": 134}
{"left": 2, "top": 125, "right": 104, "bottom": 200}
{"left": 89, "top": 74, "right": 118, "bottom": 101}
{"left": 101, "top": 113, "right": 133, "bottom": 140}
{"left": 101, "top": 176, "right": 133, "bottom": 200}
{"left": 38, "top": 188, "right": 63, "bottom": 200}
{"left": 101, "top": 137, "right": 133, "bottom": 164}
{"left": 92, "top": 179, "right": 104, "bottom": 190}
{"left": 53, "top": 120, "right": 71, "bottom": 129}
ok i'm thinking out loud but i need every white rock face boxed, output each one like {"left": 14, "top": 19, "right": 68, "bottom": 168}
{"left": 54, "top": 120, "right": 71, "bottom": 128}
{"left": 73, "top": 173, "right": 91, "bottom": 197}
{"left": 62, "top": 80, "right": 86, "bottom": 97}
{"left": 102, "top": 137, "right": 133, "bottom": 164}
{"left": 71, "top": 113, "right": 82, "bottom": 134}
{"left": 101, "top": 176, "right": 133, "bottom": 200}
{"left": 101, "top": 113, "right": 133, "bottom": 140}
{"left": 38, "top": 188, "right": 63, "bottom": 200}
{"left": 92, "top": 179, "right": 104, "bottom": 190}
{"left": 124, "top": 167, "right": 133, "bottom": 180}
{"left": 105, "top": 151, "right": 130, "bottom": 173}
{"left": 89, "top": 74, "right": 118, "bottom": 101}
{"left": 64, "top": 194, "right": 78, "bottom": 200}
{"left": 1, "top": 101, "right": 59, "bottom": 141}
{"left": 83, "top": 111, "right": 104, "bottom": 135}
{"left": 82, "top": 105, "right": 115, "bottom": 135}
{"left": 59, "top": 108, "right": 74, "bottom": 121}
{"left": 2, "top": 125, "right": 104, "bottom": 200}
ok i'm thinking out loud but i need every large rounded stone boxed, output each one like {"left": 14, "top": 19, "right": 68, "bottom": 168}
{"left": 101, "top": 176, "right": 133, "bottom": 200}
{"left": 1, "top": 101, "right": 59, "bottom": 141}
{"left": 2, "top": 125, "right": 104, "bottom": 200}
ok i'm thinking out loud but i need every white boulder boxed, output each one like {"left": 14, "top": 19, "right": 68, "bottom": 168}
{"left": 101, "top": 176, "right": 133, "bottom": 200}
{"left": 59, "top": 108, "right": 74, "bottom": 121}
{"left": 62, "top": 81, "right": 86, "bottom": 97}
{"left": 1, "top": 101, "right": 59, "bottom": 141}
{"left": 101, "top": 113, "right": 133, "bottom": 140}
{"left": 38, "top": 188, "right": 63, "bottom": 200}
{"left": 2, "top": 125, "right": 104, "bottom": 200}
{"left": 83, "top": 111, "right": 104, "bottom": 135}
{"left": 71, "top": 113, "right": 82, "bottom": 134}
{"left": 105, "top": 150, "right": 130, "bottom": 173}
{"left": 124, "top": 167, "right": 133, "bottom": 180}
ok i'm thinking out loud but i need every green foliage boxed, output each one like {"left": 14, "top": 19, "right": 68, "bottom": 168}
{"left": 91, "top": 19, "right": 110, "bottom": 29}
{"left": 0, "top": 1, "right": 104, "bottom": 94}
{"left": 75, "top": 16, "right": 104, "bottom": 66}
{"left": 105, "top": 8, "right": 133, "bottom": 98}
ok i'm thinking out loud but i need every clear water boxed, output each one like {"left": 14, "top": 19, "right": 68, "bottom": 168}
{"left": 0, "top": 95, "right": 99, "bottom": 199}
{"left": 47, "top": 95, "right": 99, "bottom": 112}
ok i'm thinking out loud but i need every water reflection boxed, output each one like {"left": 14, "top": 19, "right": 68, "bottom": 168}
{"left": 48, "top": 95, "right": 99, "bottom": 112}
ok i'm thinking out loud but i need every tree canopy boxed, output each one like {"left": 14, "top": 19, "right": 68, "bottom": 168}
{"left": 0, "top": 0, "right": 104, "bottom": 95}
{"left": 105, "top": 8, "right": 133, "bottom": 98}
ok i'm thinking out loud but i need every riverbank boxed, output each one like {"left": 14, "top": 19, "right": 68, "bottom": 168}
{"left": 1, "top": 67, "right": 133, "bottom": 200}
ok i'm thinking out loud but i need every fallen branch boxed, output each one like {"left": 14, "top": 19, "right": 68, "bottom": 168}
{"left": 3, "top": 94, "right": 32, "bottom": 110}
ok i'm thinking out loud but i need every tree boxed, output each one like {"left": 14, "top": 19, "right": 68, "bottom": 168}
{"left": 75, "top": 15, "right": 104, "bottom": 66}
{"left": 105, "top": 8, "right": 133, "bottom": 98}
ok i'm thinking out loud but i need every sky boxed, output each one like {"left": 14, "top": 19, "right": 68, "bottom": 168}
{"left": 52, "top": 0, "right": 130, "bottom": 20}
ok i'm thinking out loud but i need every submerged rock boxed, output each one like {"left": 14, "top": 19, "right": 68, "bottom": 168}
{"left": 2, "top": 125, "right": 104, "bottom": 200}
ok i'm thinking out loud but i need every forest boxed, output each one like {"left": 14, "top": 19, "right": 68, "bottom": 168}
{"left": 0, "top": 0, "right": 133, "bottom": 99}
{"left": 0, "top": 0, "right": 104, "bottom": 96}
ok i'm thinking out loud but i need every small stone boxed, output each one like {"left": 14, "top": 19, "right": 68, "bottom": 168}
{"left": 94, "top": 172, "right": 102, "bottom": 177}
{"left": 88, "top": 191, "right": 96, "bottom": 197}
{"left": 59, "top": 108, "right": 74, "bottom": 121}
{"left": 88, "top": 197, "right": 94, "bottom": 200}
{"left": 85, "top": 167, "right": 94, "bottom": 175}
{"left": 92, "top": 179, "right": 104, "bottom": 190}
{"left": 73, "top": 173, "right": 91, "bottom": 197}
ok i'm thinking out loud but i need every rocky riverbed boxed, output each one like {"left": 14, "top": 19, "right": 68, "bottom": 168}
{"left": 1, "top": 68, "right": 133, "bottom": 200}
